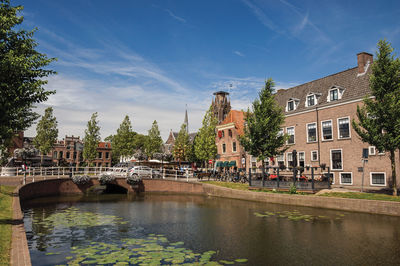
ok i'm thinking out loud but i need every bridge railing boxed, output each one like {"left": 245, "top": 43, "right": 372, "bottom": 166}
{"left": 0, "top": 166, "right": 195, "bottom": 181}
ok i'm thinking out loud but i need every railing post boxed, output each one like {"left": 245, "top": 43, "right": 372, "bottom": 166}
{"left": 58, "top": 167, "right": 60, "bottom": 178}
{"left": 175, "top": 170, "right": 178, "bottom": 180}
{"left": 163, "top": 168, "right": 165, "bottom": 179}
{"left": 63, "top": 167, "right": 65, "bottom": 176}
{"left": 328, "top": 167, "right": 331, "bottom": 189}
{"left": 40, "top": 167, "right": 42, "bottom": 176}
{"left": 311, "top": 167, "right": 315, "bottom": 191}
{"left": 151, "top": 169, "right": 153, "bottom": 179}
{"left": 277, "top": 168, "right": 280, "bottom": 189}
{"left": 248, "top": 168, "right": 252, "bottom": 187}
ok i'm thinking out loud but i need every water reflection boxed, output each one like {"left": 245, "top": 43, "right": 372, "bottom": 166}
{"left": 23, "top": 194, "right": 400, "bottom": 265}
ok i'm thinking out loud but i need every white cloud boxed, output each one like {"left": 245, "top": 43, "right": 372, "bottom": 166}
{"left": 233, "top": 50, "right": 245, "bottom": 57}
{"left": 165, "top": 9, "right": 186, "bottom": 23}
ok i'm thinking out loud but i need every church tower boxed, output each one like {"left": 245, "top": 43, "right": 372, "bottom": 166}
{"left": 212, "top": 91, "right": 231, "bottom": 124}
{"left": 184, "top": 106, "right": 189, "bottom": 134}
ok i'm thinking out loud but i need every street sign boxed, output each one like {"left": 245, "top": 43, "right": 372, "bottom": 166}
{"left": 208, "top": 159, "right": 213, "bottom": 164}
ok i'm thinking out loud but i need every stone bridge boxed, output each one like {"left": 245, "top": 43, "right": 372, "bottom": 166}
{"left": 16, "top": 177, "right": 205, "bottom": 201}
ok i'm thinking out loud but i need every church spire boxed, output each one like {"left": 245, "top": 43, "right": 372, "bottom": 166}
{"left": 184, "top": 104, "right": 189, "bottom": 134}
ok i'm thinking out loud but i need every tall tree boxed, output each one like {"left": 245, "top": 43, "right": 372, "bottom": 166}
{"left": 240, "top": 78, "right": 287, "bottom": 168}
{"left": 145, "top": 120, "right": 163, "bottom": 158}
{"left": 173, "top": 123, "right": 191, "bottom": 163}
{"left": 112, "top": 115, "right": 136, "bottom": 163}
{"left": 0, "top": 0, "right": 56, "bottom": 155}
{"left": 352, "top": 40, "right": 400, "bottom": 196}
{"left": 83, "top": 113, "right": 101, "bottom": 166}
{"left": 194, "top": 105, "right": 218, "bottom": 168}
{"left": 33, "top": 107, "right": 58, "bottom": 165}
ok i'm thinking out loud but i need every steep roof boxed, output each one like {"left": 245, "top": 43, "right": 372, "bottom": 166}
{"left": 274, "top": 66, "right": 371, "bottom": 114}
{"left": 219, "top": 110, "right": 245, "bottom": 135}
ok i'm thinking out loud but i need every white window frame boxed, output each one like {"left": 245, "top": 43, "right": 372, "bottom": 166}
{"left": 287, "top": 152, "right": 293, "bottom": 167}
{"left": 306, "top": 122, "right": 318, "bottom": 142}
{"left": 278, "top": 128, "right": 284, "bottom": 136}
{"left": 369, "top": 146, "right": 376, "bottom": 156}
{"left": 327, "top": 86, "right": 345, "bottom": 102}
{"left": 340, "top": 172, "right": 353, "bottom": 185}
{"left": 286, "top": 126, "right": 295, "bottom": 145}
{"left": 286, "top": 98, "right": 300, "bottom": 112}
{"left": 222, "top": 143, "right": 226, "bottom": 154}
{"left": 337, "top": 116, "right": 351, "bottom": 139}
{"left": 298, "top": 151, "right": 305, "bottom": 167}
{"left": 321, "top": 119, "right": 333, "bottom": 141}
{"left": 323, "top": 172, "right": 335, "bottom": 184}
{"left": 311, "top": 150, "right": 318, "bottom": 162}
{"left": 330, "top": 149, "right": 343, "bottom": 171}
{"left": 232, "top": 141, "right": 237, "bottom": 152}
{"left": 276, "top": 154, "right": 284, "bottom": 164}
{"left": 306, "top": 94, "right": 316, "bottom": 107}
{"left": 370, "top": 172, "right": 386, "bottom": 186}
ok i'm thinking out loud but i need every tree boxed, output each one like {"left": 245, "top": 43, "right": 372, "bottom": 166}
{"left": 194, "top": 105, "right": 218, "bottom": 168}
{"left": 240, "top": 78, "right": 288, "bottom": 170}
{"left": 83, "top": 113, "right": 101, "bottom": 166}
{"left": 112, "top": 115, "right": 137, "bottom": 163}
{"left": 145, "top": 120, "right": 163, "bottom": 158}
{"left": 33, "top": 107, "right": 58, "bottom": 165}
{"left": 173, "top": 123, "right": 191, "bottom": 163}
{"left": 0, "top": 0, "right": 56, "bottom": 154}
{"left": 352, "top": 40, "right": 400, "bottom": 196}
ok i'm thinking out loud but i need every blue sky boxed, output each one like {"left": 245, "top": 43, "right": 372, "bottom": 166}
{"left": 19, "top": 0, "right": 400, "bottom": 140}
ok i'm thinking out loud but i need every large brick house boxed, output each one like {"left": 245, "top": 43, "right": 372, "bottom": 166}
{"left": 272, "top": 52, "right": 399, "bottom": 190}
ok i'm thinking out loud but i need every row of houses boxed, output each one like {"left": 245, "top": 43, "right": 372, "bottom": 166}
{"left": 215, "top": 52, "right": 400, "bottom": 191}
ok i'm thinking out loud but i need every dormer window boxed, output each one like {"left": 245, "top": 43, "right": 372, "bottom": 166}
{"left": 328, "top": 86, "right": 345, "bottom": 102}
{"left": 286, "top": 98, "right": 299, "bottom": 112}
{"left": 307, "top": 95, "right": 315, "bottom": 106}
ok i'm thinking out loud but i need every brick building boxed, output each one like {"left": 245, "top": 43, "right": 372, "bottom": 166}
{"left": 51, "top": 135, "right": 112, "bottom": 167}
{"left": 215, "top": 110, "right": 247, "bottom": 169}
{"left": 271, "top": 52, "right": 399, "bottom": 190}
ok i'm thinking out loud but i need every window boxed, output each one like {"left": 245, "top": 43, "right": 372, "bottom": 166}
{"left": 278, "top": 128, "right": 284, "bottom": 136}
{"left": 73, "top": 152, "right": 77, "bottom": 159}
{"left": 298, "top": 152, "right": 305, "bottom": 167}
{"left": 66, "top": 152, "right": 70, "bottom": 159}
{"left": 228, "top": 129, "right": 232, "bottom": 137}
{"left": 222, "top": 131, "right": 225, "bottom": 138}
{"left": 105, "top": 152, "right": 109, "bottom": 159}
{"left": 287, "top": 127, "right": 295, "bottom": 144}
{"left": 287, "top": 152, "right": 294, "bottom": 167}
{"left": 307, "top": 95, "right": 315, "bottom": 106}
{"left": 59, "top": 151, "right": 63, "bottom": 159}
{"left": 370, "top": 172, "right": 386, "bottom": 186}
{"left": 222, "top": 144, "right": 226, "bottom": 153}
{"left": 277, "top": 154, "right": 284, "bottom": 168}
{"left": 311, "top": 151, "right": 318, "bottom": 161}
{"left": 105, "top": 143, "right": 108, "bottom": 148}
{"left": 307, "top": 123, "right": 317, "bottom": 142}
{"left": 321, "top": 120, "right": 333, "bottom": 140}
{"left": 330, "top": 89, "right": 338, "bottom": 101}
{"left": 338, "top": 117, "right": 350, "bottom": 139}
{"left": 331, "top": 149, "right": 343, "bottom": 170}
{"left": 369, "top": 146, "right": 376, "bottom": 156}
{"left": 287, "top": 100, "right": 294, "bottom": 111}
{"left": 98, "top": 152, "right": 102, "bottom": 159}
{"left": 340, "top": 172, "right": 352, "bottom": 185}
{"left": 53, "top": 151, "right": 57, "bottom": 159}
{"left": 232, "top": 141, "right": 237, "bottom": 152}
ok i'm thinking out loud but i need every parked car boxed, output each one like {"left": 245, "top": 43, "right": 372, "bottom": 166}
{"left": 129, "top": 166, "right": 160, "bottom": 178}
{"left": 104, "top": 167, "right": 129, "bottom": 177}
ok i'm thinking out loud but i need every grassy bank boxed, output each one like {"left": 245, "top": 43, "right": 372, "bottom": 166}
{"left": 0, "top": 186, "right": 15, "bottom": 266}
{"left": 318, "top": 192, "right": 400, "bottom": 202}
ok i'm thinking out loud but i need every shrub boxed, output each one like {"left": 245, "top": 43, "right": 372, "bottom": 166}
{"left": 71, "top": 175, "right": 91, "bottom": 185}
{"left": 289, "top": 183, "right": 297, "bottom": 194}
{"left": 98, "top": 174, "right": 116, "bottom": 185}
{"left": 126, "top": 174, "right": 141, "bottom": 185}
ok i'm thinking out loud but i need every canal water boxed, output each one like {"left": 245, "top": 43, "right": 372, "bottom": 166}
{"left": 22, "top": 193, "right": 400, "bottom": 265}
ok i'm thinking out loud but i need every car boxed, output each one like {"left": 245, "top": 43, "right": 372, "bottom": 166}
{"left": 104, "top": 167, "right": 128, "bottom": 177}
{"left": 129, "top": 166, "right": 160, "bottom": 178}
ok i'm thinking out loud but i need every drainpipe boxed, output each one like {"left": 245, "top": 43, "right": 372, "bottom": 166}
{"left": 316, "top": 107, "right": 321, "bottom": 165}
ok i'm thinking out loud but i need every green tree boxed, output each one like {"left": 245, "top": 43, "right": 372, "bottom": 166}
{"left": 0, "top": 0, "right": 56, "bottom": 154}
{"left": 112, "top": 115, "right": 137, "bottom": 163}
{"left": 83, "top": 113, "right": 101, "bottom": 166}
{"left": 173, "top": 123, "right": 191, "bottom": 163}
{"left": 240, "top": 78, "right": 287, "bottom": 170}
{"left": 145, "top": 120, "right": 163, "bottom": 158}
{"left": 33, "top": 107, "right": 58, "bottom": 165}
{"left": 194, "top": 105, "right": 218, "bottom": 168}
{"left": 352, "top": 40, "right": 400, "bottom": 196}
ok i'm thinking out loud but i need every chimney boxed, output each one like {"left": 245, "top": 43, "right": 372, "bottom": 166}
{"left": 357, "top": 52, "right": 373, "bottom": 74}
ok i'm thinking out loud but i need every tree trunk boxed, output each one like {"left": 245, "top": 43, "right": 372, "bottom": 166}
{"left": 390, "top": 150, "right": 398, "bottom": 196}
{"left": 40, "top": 154, "right": 44, "bottom": 166}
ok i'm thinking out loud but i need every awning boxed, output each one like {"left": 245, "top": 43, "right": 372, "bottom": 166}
{"left": 228, "top": 161, "right": 237, "bottom": 167}
{"left": 215, "top": 161, "right": 222, "bottom": 167}
{"left": 224, "top": 161, "right": 230, "bottom": 167}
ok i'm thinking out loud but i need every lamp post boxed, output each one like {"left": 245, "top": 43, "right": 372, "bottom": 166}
{"left": 361, "top": 148, "right": 369, "bottom": 192}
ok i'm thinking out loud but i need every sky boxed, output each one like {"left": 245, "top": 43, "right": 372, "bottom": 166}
{"left": 18, "top": 0, "right": 400, "bottom": 141}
